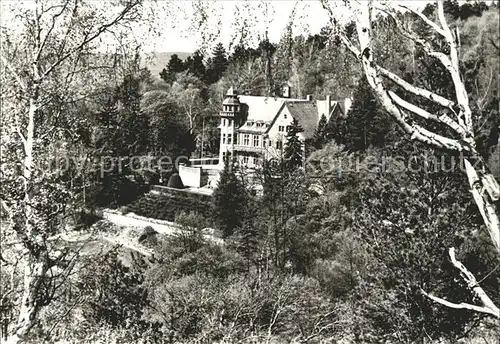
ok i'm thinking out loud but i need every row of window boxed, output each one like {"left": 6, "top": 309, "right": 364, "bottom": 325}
{"left": 278, "top": 125, "right": 292, "bottom": 132}
{"left": 222, "top": 134, "right": 261, "bottom": 146}
{"left": 222, "top": 134, "right": 284, "bottom": 150}
{"left": 222, "top": 118, "right": 237, "bottom": 127}
{"left": 247, "top": 121, "right": 266, "bottom": 128}
{"left": 223, "top": 105, "right": 239, "bottom": 112}
{"left": 241, "top": 156, "right": 263, "bottom": 165}
{"left": 221, "top": 152, "right": 263, "bottom": 166}
{"left": 222, "top": 133, "right": 233, "bottom": 144}
{"left": 222, "top": 119, "right": 292, "bottom": 132}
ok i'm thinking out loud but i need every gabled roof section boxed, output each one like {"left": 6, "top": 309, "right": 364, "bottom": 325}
{"left": 237, "top": 95, "right": 308, "bottom": 123}
{"left": 284, "top": 101, "right": 320, "bottom": 139}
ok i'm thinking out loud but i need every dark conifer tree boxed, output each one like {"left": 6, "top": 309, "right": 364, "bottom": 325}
{"left": 339, "top": 76, "right": 392, "bottom": 152}
{"left": 206, "top": 43, "right": 228, "bottom": 84}
{"left": 312, "top": 114, "right": 328, "bottom": 149}
{"left": 283, "top": 118, "right": 304, "bottom": 172}
{"left": 184, "top": 50, "right": 206, "bottom": 80}
{"left": 212, "top": 156, "right": 248, "bottom": 237}
{"left": 160, "top": 54, "right": 186, "bottom": 84}
{"left": 115, "top": 74, "right": 149, "bottom": 156}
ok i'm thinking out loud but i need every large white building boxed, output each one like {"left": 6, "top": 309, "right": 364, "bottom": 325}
{"left": 218, "top": 87, "right": 348, "bottom": 168}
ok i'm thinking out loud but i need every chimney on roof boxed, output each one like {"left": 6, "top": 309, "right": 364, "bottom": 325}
{"left": 344, "top": 97, "right": 353, "bottom": 114}
{"left": 326, "top": 95, "right": 332, "bottom": 118}
{"left": 282, "top": 85, "right": 290, "bottom": 98}
{"left": 306, "top": 94, "right": 312, "bottom": 101}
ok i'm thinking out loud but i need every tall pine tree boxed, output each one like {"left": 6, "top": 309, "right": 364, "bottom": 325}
{"left": 339, "top": 76, "right": 392, "bottom": 152}
{"left": 312, "top": 113, "right": 328, "bottom": 150}
{"left": 212, "top": 156, "right": 248, "bottom": 237}
{"left": 160, "top": 54, "right": 186, "bottom": 84}
{"left": 283, "top": 118, "right": 304, "bottom": 172}
{"left": 184, "top": 50, "right": 206, "bottom": 80}
{"left": 206, "top": 43, "right": 228, "bottom": 84}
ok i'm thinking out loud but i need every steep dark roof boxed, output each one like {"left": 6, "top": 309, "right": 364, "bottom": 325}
{"left": 284, "top": 101, "right": 319, "bottom": 139}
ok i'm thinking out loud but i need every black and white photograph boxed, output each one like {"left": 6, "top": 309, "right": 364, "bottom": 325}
{"left": 0, "top": 0, "right": 499, "bottom": 343}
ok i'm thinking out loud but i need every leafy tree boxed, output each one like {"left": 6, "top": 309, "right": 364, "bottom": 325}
{"left": 168, "top": 71, "right": 206, "bottom": 135}
{"left": 212, "top": 157, "right": 248, "bottom": 237}
{"left": 0, "top": 1, "right": 149, "bottom": 341}
{"left": 78, "top": 251, "right": 148, "bottom": 329}
{"left": 93, "top": 73, "right": 150, "bottom": 207}
{"left": 328, "top": 1, "right": 500, "bottom": 318}
{"left": 283, "top": 118, "right": 304, "bottom": 172}
{"left": 141, "top": 90, "right": 196, "bottom": 158}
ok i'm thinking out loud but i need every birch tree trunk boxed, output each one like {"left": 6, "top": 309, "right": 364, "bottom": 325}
{"left": 320, "top": 0, "right": 500, "bottom": 317}
{"left": 0, "top": 1, "right": 155, "bottom": 341}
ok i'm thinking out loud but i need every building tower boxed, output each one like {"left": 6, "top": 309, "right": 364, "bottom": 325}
{"left": 219, "top": 87, "right": 240, "bottom": 165}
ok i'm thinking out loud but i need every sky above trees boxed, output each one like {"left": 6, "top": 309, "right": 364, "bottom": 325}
{"left": 144, "top": 0, "right": 483, "bottom": 53}
{"left": 1, "top": 0, "right": 492, "bottom": 54}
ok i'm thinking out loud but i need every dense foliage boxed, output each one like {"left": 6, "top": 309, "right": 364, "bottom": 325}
{"left": 3, "top": 1, "right": 499, "bottom": 343}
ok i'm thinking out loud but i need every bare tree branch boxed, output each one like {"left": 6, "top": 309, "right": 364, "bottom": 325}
{"left": 0, "top": 55, "right": 27, "bottom": 91}
{"left": 397, "top": 4, "right": 446, "bottom": 37}
{"left": 39, "top": 0, "right": 141, "bottom": 82}
{"left": 422, "top": 248, "right": 499, "bottom": 319}
{"left": 388, "top": 91, "right": 466, "bottom": 136}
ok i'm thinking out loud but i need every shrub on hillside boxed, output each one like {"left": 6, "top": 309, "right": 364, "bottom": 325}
{"left": 129, "top": 192, "right": 212, "bottom": 222}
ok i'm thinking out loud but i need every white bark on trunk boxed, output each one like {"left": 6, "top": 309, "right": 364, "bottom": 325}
{"left": 11, "top": 261, "right": 48, "bottom": 343}
{"left": 353, "top": 1, "right": 500, "bottom": 256}
{"left": 464, "top": 159, "right": 500, "bottom": 252}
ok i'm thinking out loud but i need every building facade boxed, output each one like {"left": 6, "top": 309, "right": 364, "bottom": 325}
{"left": 218, "top": 87, "right": 347, "bottom": 169}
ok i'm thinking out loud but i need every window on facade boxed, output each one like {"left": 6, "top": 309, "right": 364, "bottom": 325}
{"left": 278, "top": 125, "right": 285, "bottom": 132}
{"left": 243, "top": 134, "right": 250, "bottom": 145}
{"left": 227, "top": 133, "right": 232, "bottom": 144}
{"left": 229, "top": 119, "right": 233, "bottom": 127}
{"left": 284, "top": 114, "right": 287, "bottom": 119}
{"left": 243, "top": 156, "right": 249, "bottom": 164}
{"left": 286, "top": 125, "right": 291, "bottom": 132}
{"left": 222, "top": 133, "right": 226, "bottom": 144}
{"left": 253, "top": 135, "right": 259, "bottom": 147}
{"left": 276, "top": 140, "right": 283, "bottom": 150}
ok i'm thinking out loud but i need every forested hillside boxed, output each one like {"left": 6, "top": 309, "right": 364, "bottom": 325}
{"left": 1, "top": 1, "right": 499, "bottom": 343}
